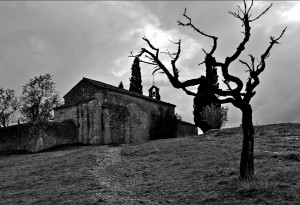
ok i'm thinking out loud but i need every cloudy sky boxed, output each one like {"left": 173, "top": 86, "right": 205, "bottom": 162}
{"left": 0, "top": 1, "right": 299, "bottom": 129}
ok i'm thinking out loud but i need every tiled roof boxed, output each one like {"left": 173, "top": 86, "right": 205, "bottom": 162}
{"left": 83, "top": 78, "right": 122, "bottom": 93}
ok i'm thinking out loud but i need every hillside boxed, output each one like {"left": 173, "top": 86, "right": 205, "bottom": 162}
{"left": 1, "top": 123, "right": 300, "bottom": 204}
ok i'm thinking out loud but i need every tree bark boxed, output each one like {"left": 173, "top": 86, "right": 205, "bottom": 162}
{"left": 1, "top": 117, "right": 5, "bottom": 127}
{"left": 240, "top": 104, "right": 255, "bottom": 180}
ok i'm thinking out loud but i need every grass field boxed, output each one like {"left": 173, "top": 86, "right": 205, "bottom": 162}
{"left": 1, "top": 123, "right": 300, "bottom": 204}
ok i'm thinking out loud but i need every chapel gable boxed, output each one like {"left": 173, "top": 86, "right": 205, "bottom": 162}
{"left": 63, "top": 79, "right": 100, "bottom": 105}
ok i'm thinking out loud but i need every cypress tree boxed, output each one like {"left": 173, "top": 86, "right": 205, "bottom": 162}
{"left": 193, "top": 55, "right": 221, "bottom": 133}
{"left": 129, "top": 57, "right": 143, "bottom": 94}
{"left": 118, "top": 81, "right": 124, "bottom": 89}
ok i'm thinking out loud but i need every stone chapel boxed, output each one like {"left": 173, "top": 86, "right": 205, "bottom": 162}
{"left": 54, "top": 77, "right": 197, "bottom": 145}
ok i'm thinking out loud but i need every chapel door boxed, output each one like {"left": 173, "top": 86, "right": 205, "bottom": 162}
{"left": 110, "top": 107, "right": 127, "bottom": 144}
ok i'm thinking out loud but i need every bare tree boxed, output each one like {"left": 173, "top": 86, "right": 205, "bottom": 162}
{"left": 131, "top": 1, "right": 286, "bottom": 180}
{"left": 0, "top": 88, "right": 19, "bottom": 127}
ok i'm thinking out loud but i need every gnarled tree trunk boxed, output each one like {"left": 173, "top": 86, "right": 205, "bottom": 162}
{"left": 240, "top": 104, "right": 255, "bottom": 180}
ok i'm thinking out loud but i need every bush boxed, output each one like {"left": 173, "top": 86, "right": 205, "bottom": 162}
{"left": 200, "top": 104, "right": 228, "bottom": 129}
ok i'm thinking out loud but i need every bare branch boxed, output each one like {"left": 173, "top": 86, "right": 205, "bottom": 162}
{"left": 228, "top": 0, "right": 248, "bottom": 21}
{"left": 242, "top": 27, "right": 287, "bottom": 103}
{"left": 136, "top": 38, "right": 202, "bottom": 90}
{"left": 182, "top": 7, "right": 191, "bottom": 22}
{"left": 243, "top": 74, "right": 258, "bottom": 103}
{"left": 198, "top": 60, "right": 205, "bottom": 66}
{"left": 249, "top": 54, "right": 255, "bottom": 72}
{"left": 239, "top": 59, "right": 252, "bottom": 71}
{"left": 139, "top": 59, "right": 157, "bottom": 66}
{"left": 237, "top": 4, "right": 244, "bottom": 14}
{"left": 180, "top": 77, "right": 202, "bottom": 88}
{"left": 152, "top": 67, "right": 161, "bottom": 75}
{"left": 168, "top": 39, "right": 178, "bottom": 44}
{"left": 228, "top": 11, "right": 243, "bottom": 21}
{"left": 144, "top": 54, "right": 154, "bottom": 61}
{"left": 247, "top": 0, "right": 254, "bottom": 14}
{"left": 273, "top": 26, "right": 287, "bottom": 42}
{"left": 223, "top": 1, "right": 258, "bottom": 96}
{"left": 250, "top": 3, "right": 273, "bottom": 22}
{"left": 220, "top": 63, "right": 244, "bottom": 95}
{"left": 216, "top": 97, "right": 240, "bottom": 107}
{"left": 225, "top": 19, "right": 250, "bottom": 65}
{"left": 257, "top": 27, "right": 287, "bottom": 74}
{"left": 178, "top": 8, "right": 218, "bottom": 55}
{"left": 239, "top": 54, "right": 256, "bottom": 73}
{"left": 170, "top": 40, "right": 181, "bottom": 79}
{"left": 130, "top": 1, "right": 286, "bottom": 114}
{"left": 243, "top": 0, "right": 247, "bottom": 13}
{"left": 182, "top": 87, "right": 197, "bottom": 97}
{"left": 160, "top": 49, "right": 176, "bottom": 60}
{"left": 142, "top": 36, "right": 159, "bottom": 57}
{"left": 223, "top": 80, "right": 233, "bottom": 91}
{"left": 214, "top": 85, "right": 240, "bottom": 97}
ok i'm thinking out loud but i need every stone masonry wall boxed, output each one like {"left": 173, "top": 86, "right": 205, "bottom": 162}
{"left": 102, "top": 103, "right": 131, "bottom": 144}
{"left": 177, "top": 121, "right": 198, "bottom": 137}
{"left": 54, "top": 89, "right": 172, "bottom": 145}
{"left": 64, "top": 80, "right": 99, "bottom": 105}
{"left": 0, "top": 121, "right": 78, "bottom": 153}
{"left": 101, "top": 102, "right": 150, "bottom": 144}
{"left": 54, "top": 99, "right": 103, "bottom": 144}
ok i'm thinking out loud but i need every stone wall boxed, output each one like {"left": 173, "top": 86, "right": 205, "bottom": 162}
{"left": 55, "top": 99, "right": 103, "bottom": 144}
{"left": 64, "top": 80, "right": 99, "bottom": 105}
{"left": 0, "top": 121, "right": 78, "bottom": 153}
{"left": 102, "top": 103, "right": 131, "bottom": 144}
{"left": 177, "top": 121, "right": 198, "bottom": 137}
{"left": 54, "top": 89, "right": 174, "bottom": 145}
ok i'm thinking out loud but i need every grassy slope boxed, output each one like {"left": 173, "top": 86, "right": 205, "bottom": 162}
{"left": 1, "top": 123, "right": 300, "bottom": 204}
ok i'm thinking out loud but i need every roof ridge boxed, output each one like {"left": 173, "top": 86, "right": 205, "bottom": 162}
{"left": 83, "top": 77, "right": 118, "bottom": 89}
{"left": 62, "top": 77, "right": 176, "bottom": 108}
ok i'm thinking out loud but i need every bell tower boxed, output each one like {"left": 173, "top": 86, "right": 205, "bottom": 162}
{"left": 148, "top": 73, "right": 161, "bottom": 100}
{"left": 148, "top": 85, "right": 160, "bottom": 100}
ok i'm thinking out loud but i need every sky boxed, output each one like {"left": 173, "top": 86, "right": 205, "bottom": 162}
{"left": 0, "top": 1, "right": 300, "bottom": 129}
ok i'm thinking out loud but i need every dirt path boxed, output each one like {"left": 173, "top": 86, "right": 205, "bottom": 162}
{"left": 89, "top": 147, "right": 121, "bottom": 203}
{"left": 92, "top": 147, "right": 122, "bottom": 189}
{"left": 89, "top": 146, "right": 157, "bottom": 204}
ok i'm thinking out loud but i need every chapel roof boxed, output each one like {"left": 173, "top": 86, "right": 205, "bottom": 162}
{"left": 57, "top": 77, "right": 176, "bottom": 109}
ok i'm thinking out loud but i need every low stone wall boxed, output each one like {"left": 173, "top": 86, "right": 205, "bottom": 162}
{"left": 0, "top": 121, "right": 78, "bottom": 153}
{"left": 0, "top": 119, "right": 197, "bottom": 153}
{"left": 177, "top": 121, "right": 198, "bottom": 137}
